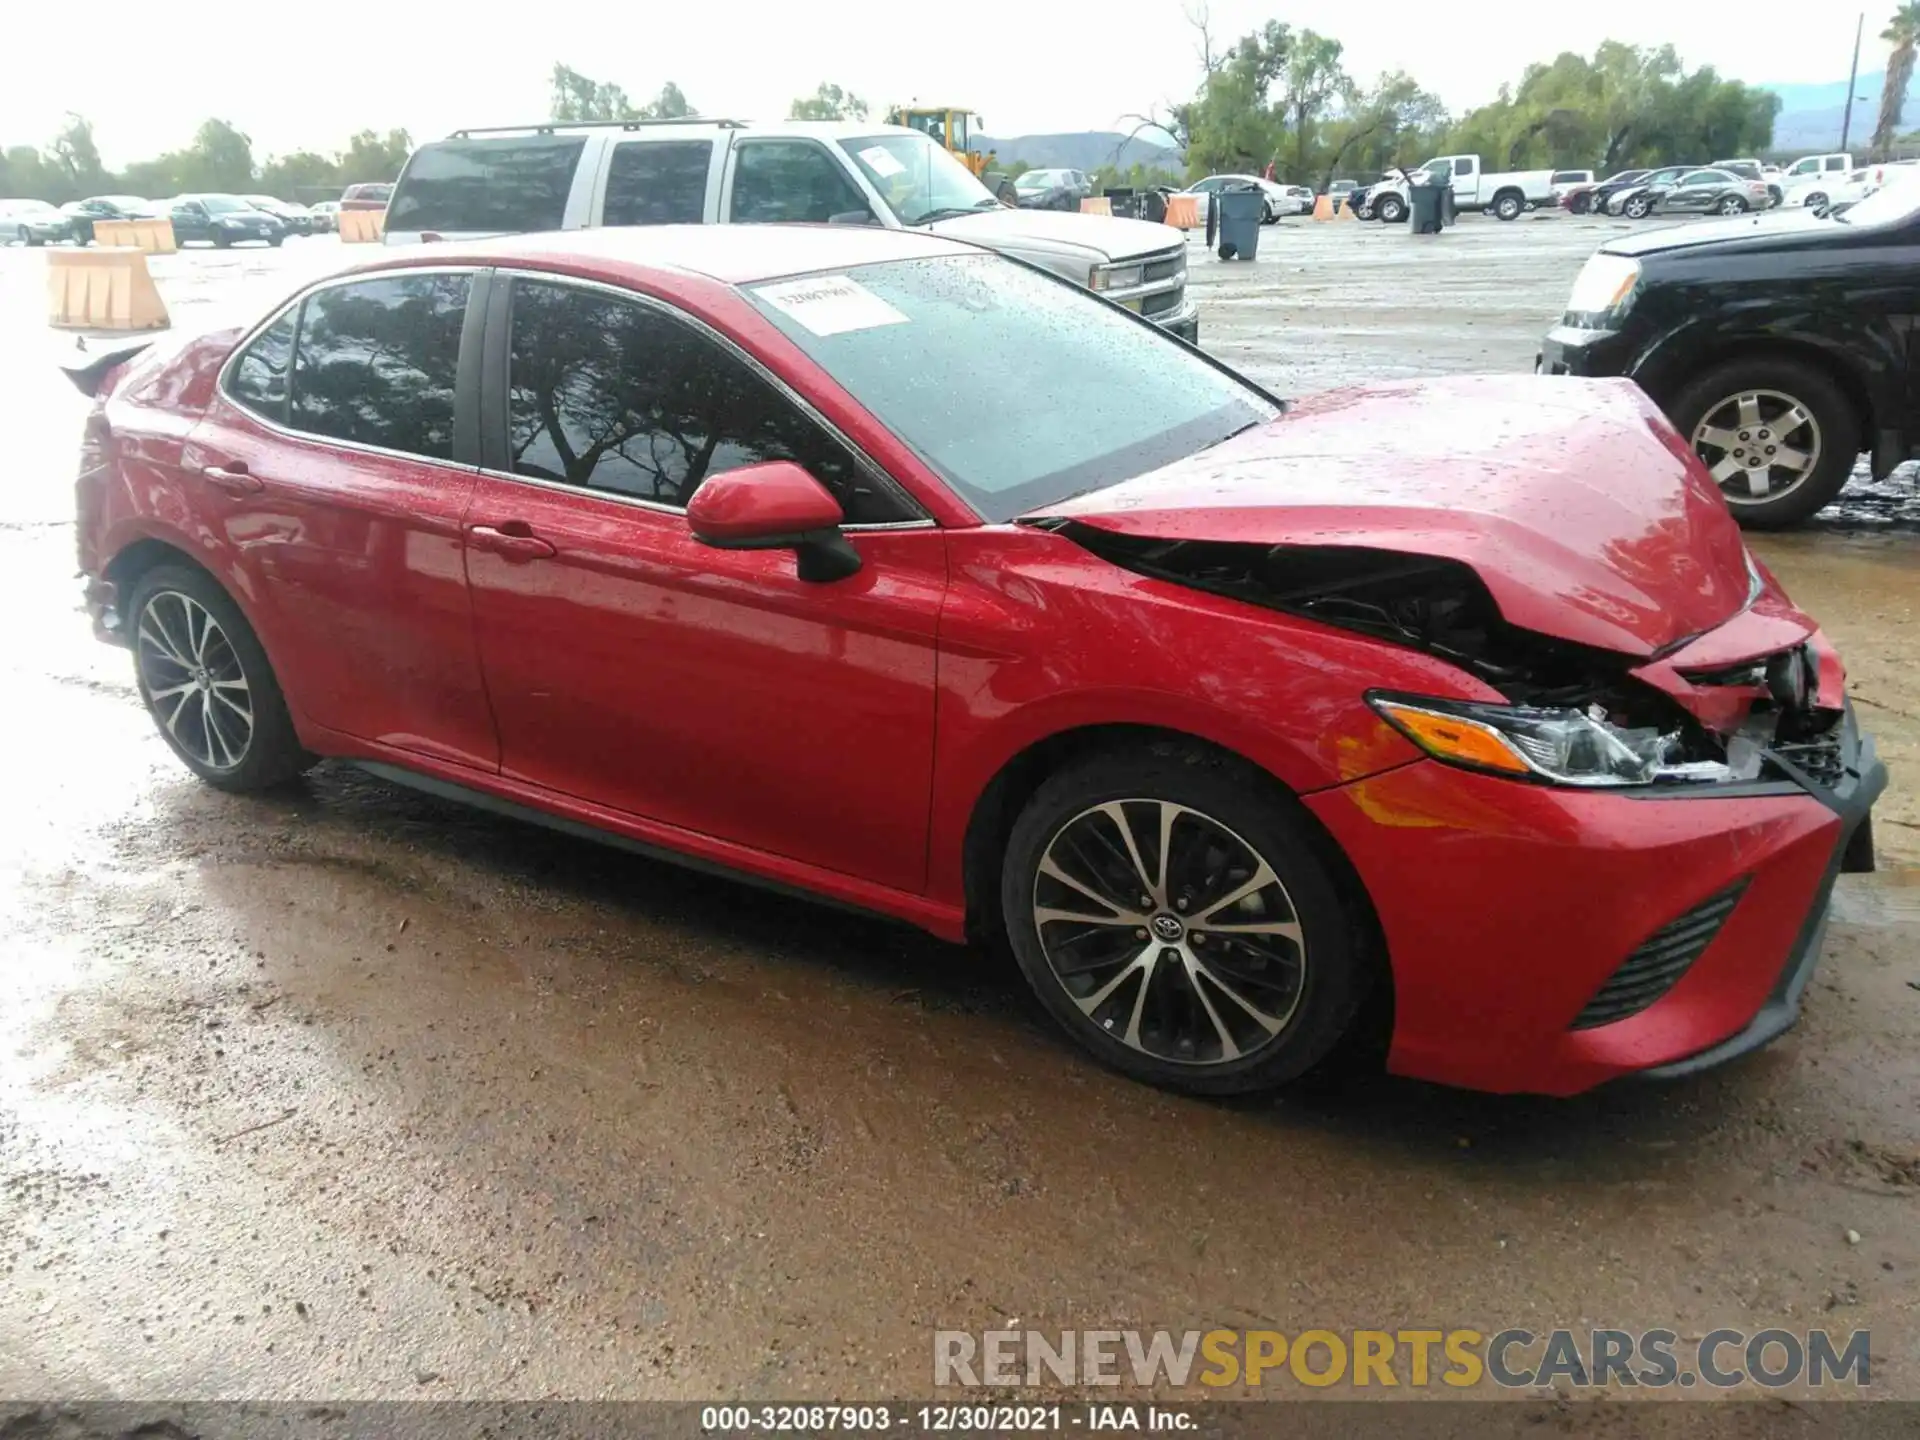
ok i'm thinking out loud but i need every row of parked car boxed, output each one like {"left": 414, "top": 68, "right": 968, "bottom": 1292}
{"left": 0, "top": 182, "right": 394, "bottom": 247}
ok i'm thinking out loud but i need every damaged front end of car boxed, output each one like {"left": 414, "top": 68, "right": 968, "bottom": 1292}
{"left": 1038, "top": 521, "right": 1855, "bottom": 801}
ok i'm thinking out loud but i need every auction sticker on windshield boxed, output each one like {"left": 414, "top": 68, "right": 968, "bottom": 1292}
{"left": 859, "top": 145, "right": 907, "bottom": 177}
{"left": 752, "top": 275, "right": 910, "bottom": 337}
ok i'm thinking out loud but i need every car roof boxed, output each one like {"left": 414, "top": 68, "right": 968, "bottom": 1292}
{"left": 374, "top": 223, "right": 978, "bottom": 287}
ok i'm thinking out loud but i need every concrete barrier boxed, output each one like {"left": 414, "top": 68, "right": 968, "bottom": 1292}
{"left": 1078, "top": 196, "right": 1112, "bottom": 217}
{"left": 92, "top": 217, "right": 177, "bottom": 254}
{"left": 1163, "top": 195, "right": 1199, "bottom": 229}
{"left": 47, "top": 250, "right": 169, "bottom": 331}
{"left": 339, "top": 209, "right": 386, "bottom": 243}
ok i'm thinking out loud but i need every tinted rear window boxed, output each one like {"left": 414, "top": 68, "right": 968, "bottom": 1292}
{"left": 388, "top": 137, "right": 585, "bottom": 233}
{"left": 604, "top": 140, "right": 712, "bottom": 226}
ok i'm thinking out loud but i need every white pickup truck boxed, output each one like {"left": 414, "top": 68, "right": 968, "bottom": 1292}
{"left": 1777, "top": 153, "right": 1855, "bottom": 208}
{"left": 1368, "top": 153, "right": 1556, "bottom": 222}
{"left": 381, "top": 119, "right": 1199, "bottom": 341}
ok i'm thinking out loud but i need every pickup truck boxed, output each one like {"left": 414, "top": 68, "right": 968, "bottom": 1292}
{"left": 382, "top": 120, "right": 1199, "bottom": 341}
{"left": 1775, "top": 153, "right": 1860, "bottom": 208}
{"left": 1366, "top": 153, "right": 1555, "bottom": 222}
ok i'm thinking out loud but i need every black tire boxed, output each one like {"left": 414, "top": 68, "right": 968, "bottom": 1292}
{"left": 23, "top": 226, "right": 41, "bottom": 247}
{"left": 1668, "top": 357, "right": 1860, "bottom": 528}
{"left": 213, "top": 231, "right": 232, "bottom": 249}
{"left": 1716, "top": 195, "right": 1749, "bottom": 215}
{"left": 1624, "top": 195, "right": 1654, "bottom": 220}
{"left": 1804, "top": 192, "right": 1828, "bottom": 211}
{"left": 1768, "top": 185, "right": 1783, "bottom": 207}
{"left": 1569, "top": 192, "right": 1593, "bottom": 215}
{"left": 1374, "top": 194, "right": 1406, "bottom": 224}
{"left": 269, "top": 234, "right": 285, "bottom": 247}
{"left": 1217, "top": 242, "right": 1237, "bottom": 260}
{"left": 126, "top": 563, "right": 312, "bottom": 791}
{"left": 1492, "top": 192, "right": 1524, "bottom": 221}
{"left": 999, "top": 742, "right": 1371, "bottom": 1096}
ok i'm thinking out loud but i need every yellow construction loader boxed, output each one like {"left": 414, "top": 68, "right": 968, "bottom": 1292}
{"left": 885, "top": 106, "right": 1017, "bottom": 202}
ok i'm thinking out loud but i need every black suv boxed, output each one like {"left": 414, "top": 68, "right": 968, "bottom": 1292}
{"left": 1538, "top": 186, "right": 1920, "bottom": 526}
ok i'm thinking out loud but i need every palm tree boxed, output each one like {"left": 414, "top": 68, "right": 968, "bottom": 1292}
{"left": 1872, "top": 4, "right": 1920, "bottom": 160}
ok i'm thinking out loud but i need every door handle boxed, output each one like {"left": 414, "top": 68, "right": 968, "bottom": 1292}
{"left": 203, "top": 463, "right": 263, "bottom": 496}
{"left": 468, "top": 523, "right": 557, "bottom": 562}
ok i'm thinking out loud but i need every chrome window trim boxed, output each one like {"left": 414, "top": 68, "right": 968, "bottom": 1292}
{"left": 488, "top": 265, "right": 934, "bottom": 526}
{"left": 214, "top": 264, "right": 484, "bottom": 476}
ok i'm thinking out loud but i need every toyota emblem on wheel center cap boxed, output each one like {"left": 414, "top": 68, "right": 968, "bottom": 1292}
{"left": 1151, "top": 914, "right": 1185, "bottom": 942}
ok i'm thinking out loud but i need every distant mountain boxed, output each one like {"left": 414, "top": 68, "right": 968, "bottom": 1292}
{"left": 1763, "top": 70, "right": 1920, "bottom": 151}
{"left": 975, "top": 131, "right": 1185, "bottom": 175}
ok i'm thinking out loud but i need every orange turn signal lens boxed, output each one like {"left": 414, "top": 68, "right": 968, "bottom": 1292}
{"left": 1373, "top": 701, "right": 1533, "bottom": 776}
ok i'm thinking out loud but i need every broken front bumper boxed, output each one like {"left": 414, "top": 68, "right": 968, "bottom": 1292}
{"left": 1304, "top": 705, "right": 1885, "bottom": 1096}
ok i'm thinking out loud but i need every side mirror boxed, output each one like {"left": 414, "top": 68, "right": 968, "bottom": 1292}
{"left": 687, "top": 461, "right": 862, "bottom": 583}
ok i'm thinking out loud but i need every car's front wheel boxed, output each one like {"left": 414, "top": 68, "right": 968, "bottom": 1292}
{"left": 1374, "top": 194, "right": 1406, "bottom": 224}
{"left": 1624, "top": 195, "right": 1655, "bottom": 219}
{"left": 1804, "top": 191, "right": 1829, "bottom": 210}
{"left": 1670, "top": 358, "right": 1860, "bottom": 528}
{"left": 127, "top": 564, "right": 311, "bottom": 791}
{"left": 1000, "top": 744, "right": 1369, "bottom": 1095}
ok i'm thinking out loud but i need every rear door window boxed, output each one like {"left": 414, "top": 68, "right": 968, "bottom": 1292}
{"left": 604, "top": 140, "right": 713, "bottom": 226}
{"left": 227, "top": 306, "right": 298, "bottom": 424}
{"left": 289, "top": 274, "right": 471, "bottom": 460}
{"left": 387, "top": 137, "right": 585, "bottom": 232}
{"left": 728, "top": 140, "right": 873, "bottom": 224}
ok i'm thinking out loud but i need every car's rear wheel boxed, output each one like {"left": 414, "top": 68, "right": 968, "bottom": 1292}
{"left": 1374, "top": 194, "right": 1406, "bottom": 224}
{"left": 1804, "top": 191, "right": 1829, "bottom": 210}
{"left": 1492, "top": 192, "right": 1524, "bottom": 221}
{"left": 1671, "top": 359, "right": 1859, "bottom": 528}
{"left": 1000, "top": 745, "right": 1369, "bottom": 1095}
{"left": 1716, "top": 194, "right": 1749, "bottom": 215}
{"left": 1569, "top": 192, "right": 1593, "bottom": 215}
{"left": 127, "top": 564, "right": 310, "bottom": 791}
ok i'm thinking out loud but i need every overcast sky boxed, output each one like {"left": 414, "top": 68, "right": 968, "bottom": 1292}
{"left": 0, "top": 1, "right": 1890, "bottom": 166}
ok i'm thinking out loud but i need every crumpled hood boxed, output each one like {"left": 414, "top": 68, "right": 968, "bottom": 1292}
{"left": 929, "top": 207, "right": 1182, "bottom": 262}
{"left": 1028, "top": 375, "right": 1753, "bottom": 658}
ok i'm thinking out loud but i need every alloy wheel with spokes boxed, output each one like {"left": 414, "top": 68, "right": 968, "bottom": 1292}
{"left": 1690, "top": 389, "right": 1821, "bottom": 506}
{"left": 136, "top": 590, "right": 255, "bottom": 771}
{"left": 1003, "top": 747, "right": 1370, "bottom": 1094}
{"left": 1033, "top": 799, "right": 1307, "bottom": 1066}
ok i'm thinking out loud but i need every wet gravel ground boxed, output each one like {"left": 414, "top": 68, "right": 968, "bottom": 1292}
{"left": 0, "top": 217, "right": 1916, "bottom": 1403}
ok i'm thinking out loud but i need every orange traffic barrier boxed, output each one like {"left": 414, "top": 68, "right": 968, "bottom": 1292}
{"left": 1078, "top": 196, "right": 1112, "bottom": 217}
{"left": 1311, "top": 194, "right": 1335, "bottom": 221}
{"left": 47, "top": 249, "right": 169, "bottom": 331}
{"left": 1163, "top": 194, "right": 1199, "bottom": 229}
{"left": 339, "top": 208, "right": 386, "bottom": 243}
{"left": 1331, "top": 195, "right": 1357, "bottom": 223}
{"left": 91, "top": 217, "right": 177, "bottom": 254}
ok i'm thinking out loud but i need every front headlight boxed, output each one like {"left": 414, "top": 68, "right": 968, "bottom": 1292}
{"left": 1090, "top": 263, "right": 1143, "bottom": 292}
{"left": 1563, "top": 253, "right": 1641, "bottom": 327}
{"left": 1370, "top": 694, "right": 1729, "bottom": 788}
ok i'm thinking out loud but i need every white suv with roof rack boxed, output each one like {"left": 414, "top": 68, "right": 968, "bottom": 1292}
{"left": 383, "top": 119, "right": 1199, "bottom": 341}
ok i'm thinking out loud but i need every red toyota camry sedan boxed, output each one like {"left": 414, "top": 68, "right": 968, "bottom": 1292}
{"left": 69, "top": 226, "right": 1883, "bottom": 1097}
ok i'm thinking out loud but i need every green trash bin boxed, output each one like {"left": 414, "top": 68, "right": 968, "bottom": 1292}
{"left": 1410, "top": 180, "right": 1446, "bottom": 234}
{"left": 1215, "top": 185, "right": 1264, "bottom": 260}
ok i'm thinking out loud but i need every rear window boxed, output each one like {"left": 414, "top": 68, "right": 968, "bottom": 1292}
{"left": 387, "top": 137, "right": 585, "bottom": 233}
{"left": 604, "top": 140, "right": 712, "bottom": 226}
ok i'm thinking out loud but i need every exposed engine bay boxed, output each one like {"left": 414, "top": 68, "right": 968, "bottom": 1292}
{"left": 1049, "top": 523, "right": 1847, "bottom": 790}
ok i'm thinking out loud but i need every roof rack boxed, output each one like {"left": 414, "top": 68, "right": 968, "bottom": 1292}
{"left": 449, "top": 119, "right": 745, "bottom": 138}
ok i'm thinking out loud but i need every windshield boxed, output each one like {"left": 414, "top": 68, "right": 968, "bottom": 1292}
{"left": 197, "top": 196, "right": 250, "bottom": 213}
{"left": 8, "top": 201, "right": 57, "bottom": 215}
{"left": 1015, "top": 171, "right": 1054, "bottom": 188}
{"left": 746, "top": 254, "right": 1276, "bottom": 521}
{"left": 1838, "top": 173, "right": 1920, "bottom": 225}
{"left": 838, "top": 134, "right": 999, "bottom": 226}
